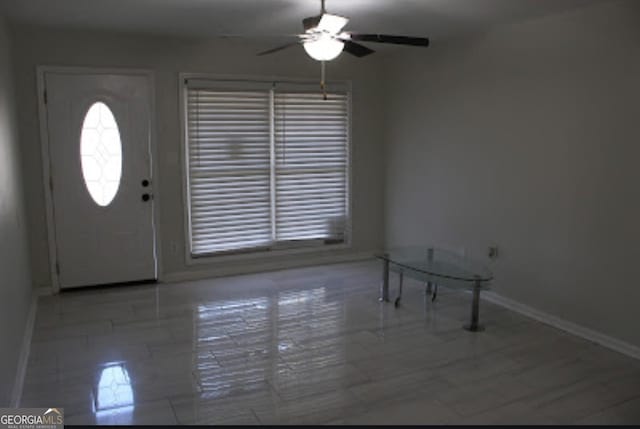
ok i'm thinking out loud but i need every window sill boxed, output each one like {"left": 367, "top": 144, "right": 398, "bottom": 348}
{"left": 185, "top": 241, "right": 352, "bottom": 267}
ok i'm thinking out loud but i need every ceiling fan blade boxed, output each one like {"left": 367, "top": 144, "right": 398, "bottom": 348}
{"left": 343, "top": 40, "right": 375, "bottom": 58}
{"left": 317, "top": 13, "right": 349, "bottom": 33}
{"left": 348, "top": 34, "right": 430, "bottom": 47}
{"left": 303, "top": 15, "right": 322, "bottom": 32}
{"left": 257, "top": 41, "right": 300, "bottom": 56}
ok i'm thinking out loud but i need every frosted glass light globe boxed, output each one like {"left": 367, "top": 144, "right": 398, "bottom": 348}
{"left": 303, "top": 35, "right": 344, "bottom": 61}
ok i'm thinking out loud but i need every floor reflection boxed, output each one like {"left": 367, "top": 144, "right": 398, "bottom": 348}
{"left": 94, "top": 363, "right": 134, "bottom": 424}
{"left": 86, "top": 287, "right": 344, "bottom": 416}
{"left": 195, "top": 297, "right": 270, "bottom": 399}
{"left": 191, "top": 287, "right": 342, "bottom": 399}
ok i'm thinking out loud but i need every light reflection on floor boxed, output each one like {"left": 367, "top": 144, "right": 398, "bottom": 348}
{"left": 192, "top": 288, "right": 338, "bottom": 399}
{"left": 94, "top": 363, "right": 134, "bottom": 424}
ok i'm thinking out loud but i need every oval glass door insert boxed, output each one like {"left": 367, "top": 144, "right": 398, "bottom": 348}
{"left": 80, "top": 102, "right": 122, "bottom": 207}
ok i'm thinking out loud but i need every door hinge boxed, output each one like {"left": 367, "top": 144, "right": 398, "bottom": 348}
{"left": 43, "top": 89, "right": 48, "bottom": 104}
{"left": 55, "top": 261, "right": 60, "bottom": 275}
{"left": 49, "top": 176, "right": 53, "bottom": 191}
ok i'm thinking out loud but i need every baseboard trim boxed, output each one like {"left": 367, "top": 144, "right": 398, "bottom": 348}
{"left": 162, "top": 251, "right": 376, "bottom": 283}
{"left": 483, "top": 291, "right": 640, "bottom": 360}
{"left": 10, "top": 292, "right": 38, "bottom": 407}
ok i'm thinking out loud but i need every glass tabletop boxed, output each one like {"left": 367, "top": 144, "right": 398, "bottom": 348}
{"left": 375, "top": 246, "right": 493, "bottom": 287}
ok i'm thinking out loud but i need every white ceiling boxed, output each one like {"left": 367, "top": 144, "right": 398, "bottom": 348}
{"left": 0, "top": 0, "right": 600, "bottom": 41}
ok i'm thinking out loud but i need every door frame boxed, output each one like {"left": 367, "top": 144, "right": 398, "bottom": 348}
{"left": 37, "top": 66, "right": 163, "bottom": 294}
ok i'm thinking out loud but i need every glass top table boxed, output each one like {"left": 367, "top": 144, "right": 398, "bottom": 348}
{"left": 375, "top": 246, "right": 493, "bottom": 331}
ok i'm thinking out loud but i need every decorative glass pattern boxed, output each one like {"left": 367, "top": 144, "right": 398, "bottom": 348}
{"left": 80, "top": 102, "right": 122, "bottom": 207}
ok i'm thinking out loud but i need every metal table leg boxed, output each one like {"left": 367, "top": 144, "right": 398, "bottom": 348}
{"left": 425, "top": 281, "right": 438, "bottom": 302}
{"left": 379, "top": 255, "right": 390, "bottom": 302}
{"left": 394, "top": 271, "right": 404, "bottom": 307}
{"left": 464, "top": 278, "right": 485, "bottom": 332}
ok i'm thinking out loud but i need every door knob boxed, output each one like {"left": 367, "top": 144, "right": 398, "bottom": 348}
{"left": 142, "top": 193, "right": 152, "bottom": 202}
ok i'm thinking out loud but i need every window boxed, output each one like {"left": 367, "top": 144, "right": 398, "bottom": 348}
{"left": 80, "top": 102, "right": 122, "bottom": 207}
{"left": 184, "top": 79, "right": 350, "bottom": 257}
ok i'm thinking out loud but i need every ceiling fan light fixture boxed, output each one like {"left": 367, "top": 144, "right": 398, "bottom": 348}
{"left": 303, "top": 35, "right": 344, "bottom": 61}
{"left": 257, "top": 0, "right": 430, "bottom": 61}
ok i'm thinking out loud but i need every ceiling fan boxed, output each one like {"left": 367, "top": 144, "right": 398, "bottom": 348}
{"left": 257, "top": 0, "right": 430, "bottom": 61}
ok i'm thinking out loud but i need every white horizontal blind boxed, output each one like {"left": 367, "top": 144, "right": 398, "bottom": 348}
{"left": 274, "top": 90, "right": 349, "bottom": 243}
{"left": 186, "top": 86, "right": 272, "bottom": 255}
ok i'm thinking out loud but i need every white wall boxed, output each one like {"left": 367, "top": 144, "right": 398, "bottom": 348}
{"left": 11, "top": 27, "right": 386, "bottom": 289}
{"left": 0, "top": 16, "right": 33, "bottom": 406}
{"left": 383, "top": 0, "right": 640, "bottom": 348}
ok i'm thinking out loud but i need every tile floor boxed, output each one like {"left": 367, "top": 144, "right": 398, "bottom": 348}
{"left": 21, "top": 260, "right": 640, "bottom": 425}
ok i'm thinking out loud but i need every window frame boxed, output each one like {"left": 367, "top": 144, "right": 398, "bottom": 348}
{"left": 179, "top": 73, "right": 353, "bottom": 265}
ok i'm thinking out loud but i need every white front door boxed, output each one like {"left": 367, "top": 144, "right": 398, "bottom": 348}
{"left": 44, "top": 71, "right": 157, "bottom": 289}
